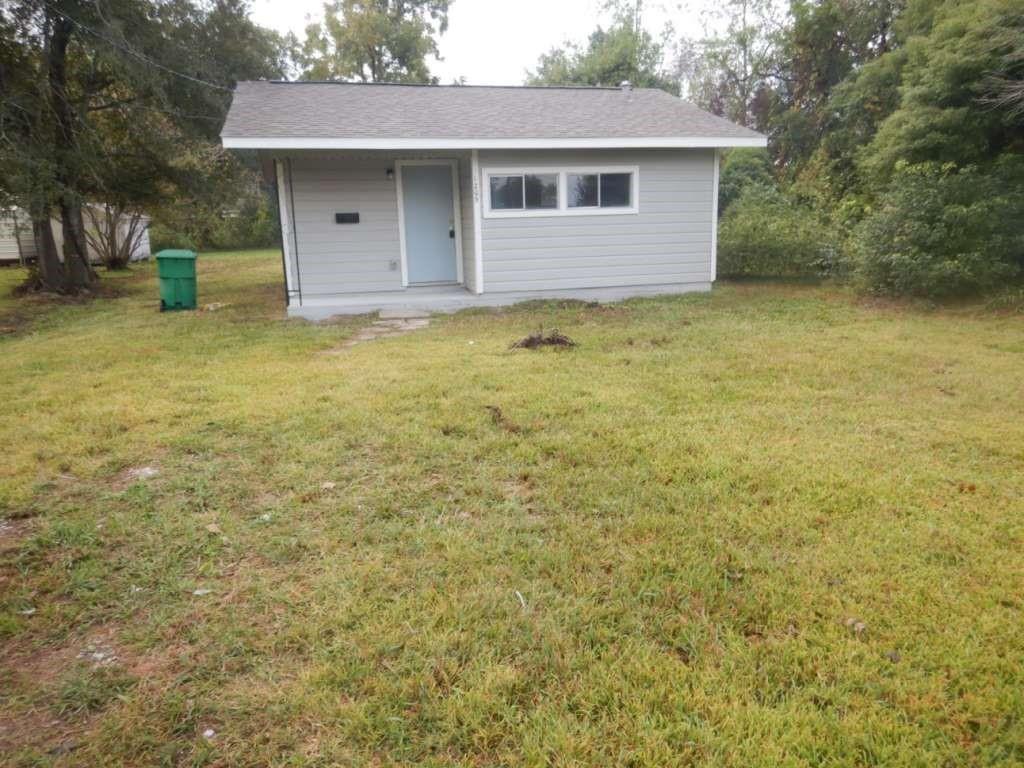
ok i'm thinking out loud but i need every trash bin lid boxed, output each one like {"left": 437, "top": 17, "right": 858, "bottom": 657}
{"left": 155, "top": 249, "right": 197, "bottom": 260}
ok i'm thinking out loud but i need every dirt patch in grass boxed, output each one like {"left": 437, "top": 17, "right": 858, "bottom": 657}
{"left": 510, "top": 328, "right": 576, "bottom": 349}
{"left": 0, "top": 517, "right": 32, "bottom": 549}
{"left": 108, "top": 461, "right": 166, "bottom": 492}
{"left": 0, "top": 314, "right": 29, "bottom": 336}
{"left": 503, "top": 472, "right": 538, "bottom": 513}
{"left": 485, "top": 405, "right": 523, "bottom": 434}
{"left": 10, "top": 274, "right": 134, "bottom": 305}
{"left": 0, "top": 704, "right": 88, "bottom": 760}
{"left": 0, "top": 624, "right": 129, "bottom": 756}
{"left": 0, "top": 619, "right": 194, "bottom": 757}
{"left": 0, "top": 270, "right": 142, "bottom": 342}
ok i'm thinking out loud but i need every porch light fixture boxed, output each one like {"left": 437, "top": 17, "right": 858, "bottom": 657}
{"left": 386, "top": 168, "right": 394, "bottom": 180}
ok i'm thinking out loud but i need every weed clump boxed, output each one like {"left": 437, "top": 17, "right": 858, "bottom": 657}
{"left": 510, "top": 328, "right": 576, "bottom": 349}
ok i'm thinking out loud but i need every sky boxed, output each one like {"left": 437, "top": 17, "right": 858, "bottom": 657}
{"left": 249, "top": 0, "right": 717, "bottom": 86}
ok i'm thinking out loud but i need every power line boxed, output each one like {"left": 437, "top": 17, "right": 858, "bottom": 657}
{"left": 40, "top": 0, "right": 232, "bottom": 93}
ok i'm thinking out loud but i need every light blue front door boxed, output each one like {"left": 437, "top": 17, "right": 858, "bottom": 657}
{"left": 402, "top": 164, "right": 458, "bottom": 284}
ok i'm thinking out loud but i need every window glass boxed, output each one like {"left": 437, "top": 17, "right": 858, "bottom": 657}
{"left": 599, "top": 173, "right": 632, "bottom": 207}
{"left": 524, "top": 174, "right": 558, "bottom": 209}
{"left": 490, "top": 175, "right": 523, "bottom": 209}
{"left": 567, "top": 173, "right": 599, "bottom": 207}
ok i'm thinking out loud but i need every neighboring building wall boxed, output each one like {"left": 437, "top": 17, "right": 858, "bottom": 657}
{"left": 51, "top": 209, "right": 151, "bottom": 264}
{"left": 477, "top": 149, "right": 715, "bottom": 292}
{"left": 0, "top": 217, "right": 23, "bottom": 263}
{"left": 129, "top": 220, "right": 152, "bottom": 261}
{"left": 280, "top": 151, "right": 473, "bottom": 298}
{"left": 116, "top": 215, "right": 151, "bottom": 261}
{"left": 0, "top": 210, "right": 37, "bottom": 263}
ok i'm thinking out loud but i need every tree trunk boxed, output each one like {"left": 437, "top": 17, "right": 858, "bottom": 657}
{"left": 43, "top": 8, "right": 95, "bottom": 292}
{"left": 32, "top": 215, "right": 64, "bottom": 291}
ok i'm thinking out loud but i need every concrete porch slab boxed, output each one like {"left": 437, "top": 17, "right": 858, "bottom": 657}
{"left": 378, "top": 308, "right": 432, "bottom": 320}
{"left": 289, "top": 282, "right": 712, "bottom": 321}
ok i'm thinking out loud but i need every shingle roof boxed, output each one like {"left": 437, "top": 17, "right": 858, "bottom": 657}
{"left": 221, "top": 81, "right": 765, "bottom": 148}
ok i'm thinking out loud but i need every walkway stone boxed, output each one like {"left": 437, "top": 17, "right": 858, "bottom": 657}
{"left": 328, "top": 316, "right": 432, "bottom": 351}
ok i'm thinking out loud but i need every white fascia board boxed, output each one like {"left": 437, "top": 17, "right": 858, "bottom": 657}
{"left": 221, "top": 136, "right": 768, "bottom": 150}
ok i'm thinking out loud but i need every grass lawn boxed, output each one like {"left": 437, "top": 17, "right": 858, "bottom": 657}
{"left": 1, "top": 249, "right": 1022, "bottom": 766}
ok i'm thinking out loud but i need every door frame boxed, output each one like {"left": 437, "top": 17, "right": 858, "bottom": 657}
{"left": 395, "top": 159, "right": 464, "bottom": 287}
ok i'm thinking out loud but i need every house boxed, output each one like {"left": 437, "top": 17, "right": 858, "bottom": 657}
{"left": 221, "top": 81, "right": 766, "bottom": 319}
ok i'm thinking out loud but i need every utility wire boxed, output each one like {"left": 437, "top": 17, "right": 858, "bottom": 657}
{"left": 40, "top": 0, "right": 233, "bottom": 92}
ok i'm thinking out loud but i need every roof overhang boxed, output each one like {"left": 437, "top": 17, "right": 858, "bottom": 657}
{"left": 221, "top": 136, "right": 768, "bottom": 150}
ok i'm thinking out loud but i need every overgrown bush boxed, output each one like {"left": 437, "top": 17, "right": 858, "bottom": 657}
{"left": 850, "top": 159, "right": 1024, "bottom": 298}
{"left": 718, "top": 148, "right": 774, "bottom": 214}
{"left": 149, "top": 192, "right": 280, "bottom": 253}
{"left": 718, "top": 185, "right": 837, "bottom": 278}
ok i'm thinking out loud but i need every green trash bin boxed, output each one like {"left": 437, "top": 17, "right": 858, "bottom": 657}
{"left": 156, "top": 250, "right": 197, "bottom": 311}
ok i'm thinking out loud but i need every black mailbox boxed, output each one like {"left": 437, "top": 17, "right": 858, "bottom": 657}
{"left": 335, "top": 212, "right": 360, "bottom": 224}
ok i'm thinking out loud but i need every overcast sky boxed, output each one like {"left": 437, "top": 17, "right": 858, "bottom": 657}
{"left": 250, "top": 0, "right": 718, "bottom": 85}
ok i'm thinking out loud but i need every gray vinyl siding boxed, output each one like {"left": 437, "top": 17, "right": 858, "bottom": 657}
{"left": 281, "top": 152, "right": 472, "bottom": 297}
{"left": 287, "top": 155, "right": 404, "bottom": 295}
{"left": 0, "top": 211, "right": 36, "bottom": 263}
{"left": 0, "top": 220, "right": 22, "bottom": 262}
{"left": 478, "top": 149, "right": 714, "bottom": 292}
{"left": 274, "top": 149, "right": 713, "bottom": 300}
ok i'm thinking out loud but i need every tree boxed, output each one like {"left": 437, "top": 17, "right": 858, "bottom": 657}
{"left": 718, "top": 147, "right": 774, "bottom": 214}
{"left": 979, "top": 22, "right": 1024, "bottom": 119}
{"left": 863, "top": 0, "right": 1024, "bottom": 182}
{"left": 0, "top": 0, "right": 284, "bottom": 291}
{"left": 850, "top": 159, "right": 1024, "bottom": 297}
{"left": 766, "top": 0, "right": 903, "bottom": 173}
{"left": 527, "top": 2, "right": 677, "bottom": 93}
{"left": 679, "top": 0, "right": 780, "bottom": 128}
{"left": 299, "top": 0, "right": 451, "bottom": 83}
{"left": 0, "top": 1, "right": 101, "bottom": 292}
{"left": 785, "top": 49, "right": 904, "bottom": 206}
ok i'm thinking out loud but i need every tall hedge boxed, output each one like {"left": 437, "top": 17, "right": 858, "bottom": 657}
{"left": 850, "top": 160, "right": 1024, "bottom": 297}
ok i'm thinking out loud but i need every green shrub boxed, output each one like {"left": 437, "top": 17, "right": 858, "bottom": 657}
{"left": 850, "top": 159, "right": 1024, "bottom": 298}
{"left": 718, "top": 185, "right": 836, "bottom": 278}
{"left": 150, "top": 192, "right": 280, "bottom": 253}
{"left": 718, "top": 148, "right": 775, "bottom": 215}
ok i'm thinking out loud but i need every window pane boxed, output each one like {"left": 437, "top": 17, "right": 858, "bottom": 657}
{"left": 524, "top": 174, "right": 558, "bottom": 209}
{"left": 600, "top": 173, "right": 631, "bottom": 207}
{"left": 490, "top": 175, "right": 523, "bottom": 209}
{"left": 567, "top": 173, "right": 599, "bottom": 207}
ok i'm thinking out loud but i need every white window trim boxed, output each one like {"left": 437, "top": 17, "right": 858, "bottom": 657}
{"left": 482, "top": 165, "right": 640, "bottom": 219}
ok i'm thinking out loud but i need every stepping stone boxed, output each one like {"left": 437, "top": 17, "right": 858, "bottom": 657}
{"left": 326, "top": 317, "right": 432, "bottom": 351}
